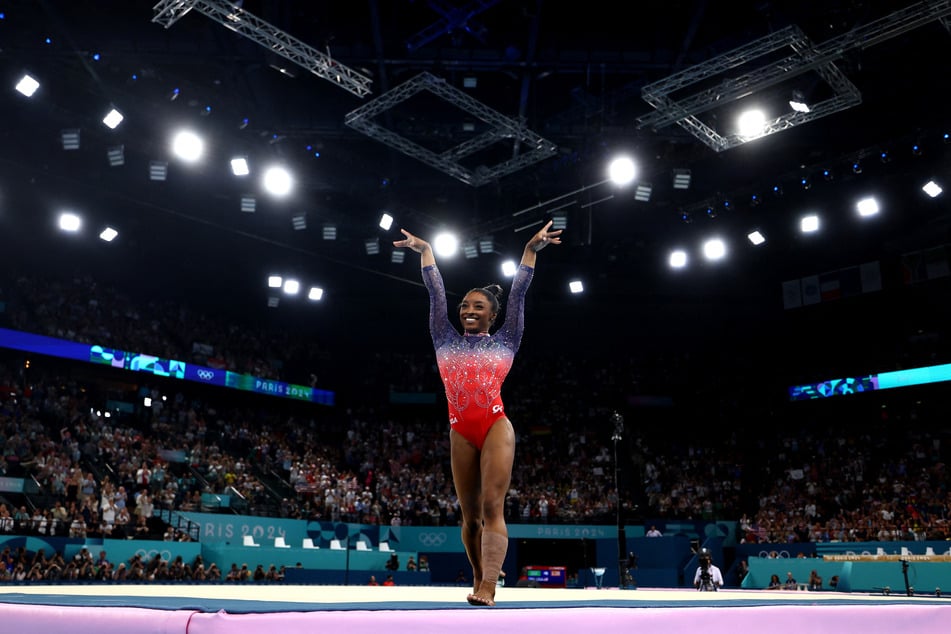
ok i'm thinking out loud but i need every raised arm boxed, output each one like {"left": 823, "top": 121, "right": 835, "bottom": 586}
{"left": 393, "top": 228, "right": 435, "bottom": 268}
{"left": 520, "top": 219, "right": 563, "bottom": 268}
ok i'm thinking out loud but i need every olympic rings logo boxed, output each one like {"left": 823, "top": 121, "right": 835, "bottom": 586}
{"left": 197, "top": 370, "right": 215, "bottom": 380}
{"left": 135, "top": 548, "right": 172, "bottom": 561}
{"left": 417, "top": 532, "right": 447, "bottom": 547}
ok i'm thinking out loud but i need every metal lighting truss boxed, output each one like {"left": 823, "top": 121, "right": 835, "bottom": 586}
{"left": 636, "top": 0, "right": 951, "bottom": 152}
{"left": 345, "top": 72, "right": 558, "bottom": 186}
{"left": 151, "top": 0, "right": 373, "bottom": 98}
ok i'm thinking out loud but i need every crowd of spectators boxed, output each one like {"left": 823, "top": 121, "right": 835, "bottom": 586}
{"left": 0, "top": 265, "right": 950, "bottom": 585}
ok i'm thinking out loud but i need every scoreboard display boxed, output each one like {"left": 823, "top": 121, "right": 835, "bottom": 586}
{"left": 521, "top": 565, "right": 567, "bottom": 587}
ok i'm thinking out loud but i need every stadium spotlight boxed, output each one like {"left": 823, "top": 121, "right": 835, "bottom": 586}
{"left": 267, "top": 275, "right": 282, "bottom": 288}
{"left": 608, "top": 155, "right": 636, "bottom": 186}
{"left": 568, "top": 280, "right": 584, "bottom": 294}
{"left": 702, "top": 237, "right": 727, "bottom": 261}
{"left": 15, "top": 74, "right": 40, "bottom": 97}
{"left": 856, "top": 197, "right": 880, "bottom": 217}
{"left": 747, "top": 230, "right": 766, "bottom": 246}
{"left": 788, "top": 90, "right": 810, "bottom": 113}
{"left": 668, "top": 249, "right": 688, "bottom": 269}
{"left": 230, "top": 157, "right": 250, "bottom": 176}
{"left": 102, "top": 108, "right": 123, "bottom": 129}
{"left": 379, "top": 212, "right": 394, "bottom": 230}
{"left": 171, "top": 129, "right": 203, "bottom": 162}
{"left": 433, "top": 232, "right": 459, "bottom": 258}
{"left": 58, "top": 212, "right": 82, "bottom": 232}
{"left": 308, "top": 287, "right": 324, "bottom": 301}
{"left": 922, "top": 180, "right": 943, "bottom": 198}
{"left": 99, "top": 226, "right": 118, "bottom": 242}
{"left": 283, "top": 279, "right": 300, "bottom": 295}
{"left": 800, "top": 214, "right": 820, "bottom": 233}
{"left": 262, "top": 165, "right": 293, "bottom": 197}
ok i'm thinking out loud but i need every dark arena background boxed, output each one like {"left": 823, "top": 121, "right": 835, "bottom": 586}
{"left": 2, "top": 1, "right": 951, "bottom": 631}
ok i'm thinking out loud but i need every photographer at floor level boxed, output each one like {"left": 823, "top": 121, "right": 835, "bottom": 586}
{"left": 693, "top": 548, "right": 723, "bottom": 591}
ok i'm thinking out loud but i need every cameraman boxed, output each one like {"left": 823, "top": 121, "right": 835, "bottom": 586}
{"left": 693, "top": 548, "right": 723, "bottom": 591}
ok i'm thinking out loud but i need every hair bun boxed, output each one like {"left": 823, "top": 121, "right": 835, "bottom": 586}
{"left": 484, "top": 284, "right": 503, "bottom": 300}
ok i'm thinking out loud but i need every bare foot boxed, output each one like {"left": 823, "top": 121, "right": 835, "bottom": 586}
{"left": 466, "top": 592, "right": 495, "bottom": 606}
{"left": 466, "top": 581, "right": 496, "bottom": 606}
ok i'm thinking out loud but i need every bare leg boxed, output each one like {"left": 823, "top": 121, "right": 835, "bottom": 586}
{"left": 467, "top": 419, "right": 515, "bottom": 606}
{"left": 451, "top": 431, "right": 483, "bottom": 593}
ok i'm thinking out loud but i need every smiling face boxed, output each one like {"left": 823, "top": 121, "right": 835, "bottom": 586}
{"left": 458, "top": 290, "right": 497, "bottom": 334}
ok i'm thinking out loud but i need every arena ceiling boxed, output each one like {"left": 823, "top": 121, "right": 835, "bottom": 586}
{"left": 1, "top": 0, "right": 950, "bottom": 353}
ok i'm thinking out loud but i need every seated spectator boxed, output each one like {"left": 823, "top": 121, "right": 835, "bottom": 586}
{"left": 783, "top": 571, "right": 798, "bottom": 590}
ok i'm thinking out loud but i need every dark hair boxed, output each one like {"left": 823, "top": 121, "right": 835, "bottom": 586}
{"left": 463, "top": 284, "right": 503, "bottom": 313}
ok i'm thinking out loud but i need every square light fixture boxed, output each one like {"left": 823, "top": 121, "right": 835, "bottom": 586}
{"left": 102, "top": 108, "right": 124, "bottom": 129}
{"left": 634, "top": 183, "right": 653, "bottom": 202}
{"left": 478, "top": 236, "right": 494, "bottom": 254}
{"left": 240, "top": 196, "right": 256, "bottom": 213}
{"left": 292, "top": 214, "right": 307, "bottom": 230}
{"left": 149, "top": 160, "right": 168, "bottom": 181}
{"left": 322, "top": 224, "right": 337, "bottom": 240}
{"left": 61, "top": 129, "right": 80, "bottom": 150}
{"left": 15, "top": 74, "right": 40, "bottom": 97}
{"left": 230, "top": 157, "right": 250, "bottom": 176}
{"left": 365, "top": 238, "right": 380, "bottom": 255}
{"left": 107, "top": 145, "right": 125, "bottom": 166}
{"left": 672, "top": 169, "right": 691, "bottom": 190}
{"left": 391, "top": 249, "right": 405, "bottom": 264}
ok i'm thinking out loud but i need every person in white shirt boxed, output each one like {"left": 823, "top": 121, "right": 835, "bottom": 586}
{"left": 693, "top": 548, "right": 723, "bottom": 591}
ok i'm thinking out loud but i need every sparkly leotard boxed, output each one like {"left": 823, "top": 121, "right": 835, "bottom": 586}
{"left": 422, "top": 263, "right": 533, "bottom": 449}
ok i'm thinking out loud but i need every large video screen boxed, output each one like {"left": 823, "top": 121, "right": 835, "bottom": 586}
{"left": 0, "top": 327, "right": 333, "bottom": 406}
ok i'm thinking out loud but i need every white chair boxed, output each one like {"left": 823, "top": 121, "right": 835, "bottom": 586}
{"left": 356, "top": 541, "right": 369, "bottom": 551}
{"left": 274, "top": 536, "right": 291, "bottom": 548}
{"left": 330, "top": 539, "right": 344, "bottom": 550}
{"left": 242, "top": 535, "right": 260, "bottom": 547}
{"left": 379, "top": 542, "right": 392, "bottom": 552}
{"left": 302, "top": 538, "right": 319, "bottom": 550}
{"left": 926, "top": 546, "right": 935, "bottom": 556}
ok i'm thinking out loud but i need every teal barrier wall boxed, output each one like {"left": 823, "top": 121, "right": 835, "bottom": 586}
{"left": 202, "top": 544, "right": 418, "bottom": 573}
{"left": 743, "top": 551, "right": 951, "bottom": 593}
